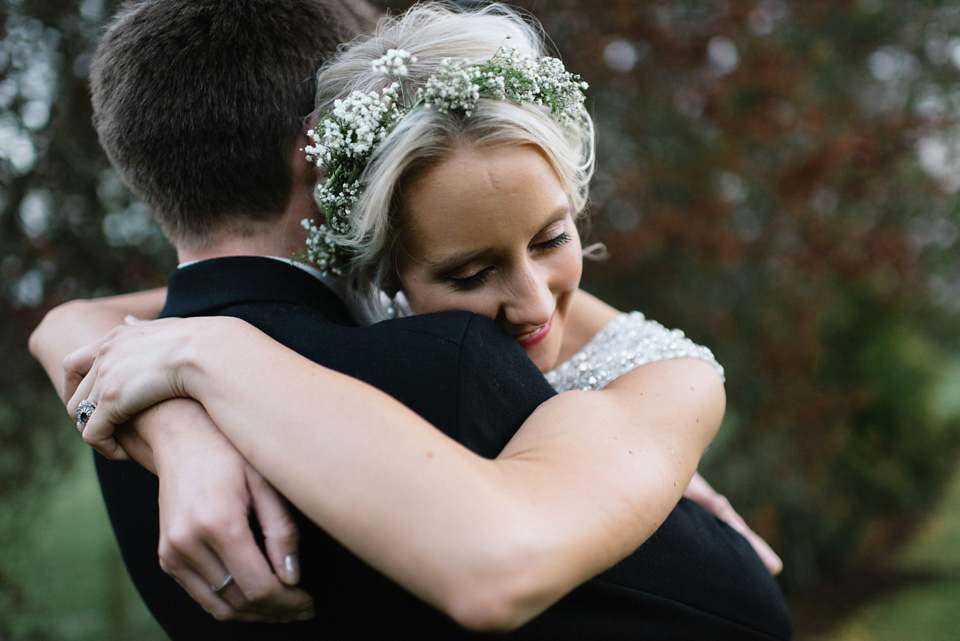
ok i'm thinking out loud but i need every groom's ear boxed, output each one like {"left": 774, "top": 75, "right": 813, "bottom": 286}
{"left": 305, "top": 111, "right": 319, "bottom": 132}
{"left": 294, "top": 115, "right": 320, "bottom": 179}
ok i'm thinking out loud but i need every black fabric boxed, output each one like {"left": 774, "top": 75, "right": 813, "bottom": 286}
{"left": 95, "top": 255, "right": 792, "bottom": 639}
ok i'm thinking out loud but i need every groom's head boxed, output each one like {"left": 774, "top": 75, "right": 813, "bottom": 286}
{"left": 90, "top": 0, "right": 378, "bottom": 250}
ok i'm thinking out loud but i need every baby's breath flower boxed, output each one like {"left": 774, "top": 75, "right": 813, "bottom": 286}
{"left": 422, "top": 59, "right": 481, "bottom": 114}
{"left": 373, "top": 49, "right": 417, "bottom": 78}
{"left": 302, "top": 47, "right": 588, "bottom": 276}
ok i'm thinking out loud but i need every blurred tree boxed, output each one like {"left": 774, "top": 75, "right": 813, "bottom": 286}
{"left": 1, "top": 0, "right": 172, "bottom": 635}
{"left": 3, "top": 0, "right": 960, "bottom": 634}
{"left": 501, "top": 0, "right": 960, "bottom": 592}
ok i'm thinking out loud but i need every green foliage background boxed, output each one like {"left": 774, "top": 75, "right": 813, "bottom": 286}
{"left": 3, "top": 0, "right": 960, "bottom": 637}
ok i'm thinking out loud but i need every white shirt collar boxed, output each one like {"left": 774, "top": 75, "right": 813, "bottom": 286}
{"left": 177, "top": 255, "right": 351, "bottom": 307}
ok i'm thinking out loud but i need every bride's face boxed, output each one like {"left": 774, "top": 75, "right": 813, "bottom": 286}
{"left": 396, "top": 143, "right": 582, "bottom": 373}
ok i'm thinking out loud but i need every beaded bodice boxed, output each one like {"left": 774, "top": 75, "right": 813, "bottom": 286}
{"left": 544, "top": 312, "right": 725, "bottom": 392}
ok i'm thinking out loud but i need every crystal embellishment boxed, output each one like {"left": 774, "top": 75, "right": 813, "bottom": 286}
{"left": 545, "top": 312, "right": 725, "bottom": 392}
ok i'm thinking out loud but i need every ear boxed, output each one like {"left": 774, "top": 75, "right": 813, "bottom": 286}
{"left": 290, "top": 122, "right": 319, "bottom": 185}
{"left": 284, "top": 123, "right": 321, "bottom": 229}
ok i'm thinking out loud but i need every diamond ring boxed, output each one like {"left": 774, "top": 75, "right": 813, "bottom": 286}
{"left": 76, "top": 399, "right": 97, "bottom": 429}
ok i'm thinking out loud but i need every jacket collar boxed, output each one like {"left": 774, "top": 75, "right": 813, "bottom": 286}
{"left": 160, "top": 255, "right": 355, "bottom": 326}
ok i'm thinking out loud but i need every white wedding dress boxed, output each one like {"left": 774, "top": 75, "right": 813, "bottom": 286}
{"left": 545, "top": 311, "right": 724, "bottom": 392}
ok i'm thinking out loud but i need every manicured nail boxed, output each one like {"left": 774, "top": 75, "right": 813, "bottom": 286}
{"left": 285, "top": 553, "right": 300, "bottom": 584}
{"left": 295, "top": 608, "right": 315, "bottom": 621}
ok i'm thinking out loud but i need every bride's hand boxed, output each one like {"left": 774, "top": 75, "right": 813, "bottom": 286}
{"left": 684, "top": 473, "right": 784, "bottom": 575}
{"left": 153, "top": 400, "right": 313, "bottom": 622}
{"left": 65, "top": 317, "right": 197, "bottom": 458}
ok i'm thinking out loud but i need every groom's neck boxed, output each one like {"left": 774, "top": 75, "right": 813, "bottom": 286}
{"left": 177, "top": 202, "right": 315, "bottom": 265}
{"left": 176, "top": 225, "right": 300, "bottom": 264}
{"left": 176, "top": 159, "right": 318, "bottom": 264}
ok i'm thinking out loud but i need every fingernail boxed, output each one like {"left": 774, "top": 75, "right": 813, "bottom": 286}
{"left": 285, "top": 553, "right": 300, "bottom": 584}
{"left": 295, "top": 608, "right": 315, "bottom": 621}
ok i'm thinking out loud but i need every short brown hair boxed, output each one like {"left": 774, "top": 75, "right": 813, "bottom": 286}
{"left": 90, "top": 0, "right": 378, "bottom": 247}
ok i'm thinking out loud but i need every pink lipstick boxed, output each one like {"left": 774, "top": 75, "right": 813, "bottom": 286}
{"left": 514, "top": 314, "right": 553, "bottom": 349}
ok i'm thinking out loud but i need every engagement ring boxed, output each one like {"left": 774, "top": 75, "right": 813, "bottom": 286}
{"left": 76, "top": 399, "right": 97, "bottom": 429}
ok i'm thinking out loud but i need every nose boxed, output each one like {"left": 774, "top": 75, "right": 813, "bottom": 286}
{"left": 501, "top": 264, "right": 554, "bottom": 329}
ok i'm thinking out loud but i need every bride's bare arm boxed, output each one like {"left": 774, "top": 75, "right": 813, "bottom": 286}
{"left": 29, "top": 288, "right": 166, "bottom": 399}
{"left": 29, "top": 291, "right": 312, "bottom": 622}
{"left": 71, "top": 316, "right": 723, "bottom": 632}
{"left": 567, "top": 288, "right": 783, "bottom": 575}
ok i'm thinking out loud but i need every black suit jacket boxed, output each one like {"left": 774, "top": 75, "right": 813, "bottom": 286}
{"left": 95, "top": 256, "right": 792, "bottom": 640}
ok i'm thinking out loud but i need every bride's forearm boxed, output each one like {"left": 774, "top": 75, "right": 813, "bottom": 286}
{"left": 181, "top": 321, "right": 532, "bottom": 625}
{"left": 178, "top": 318, "right": 721, "bottom": 630}
{"left": 29, "top": 288, "right": 166, "bottom": 398}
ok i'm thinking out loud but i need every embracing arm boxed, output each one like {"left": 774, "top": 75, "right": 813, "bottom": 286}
{"left": 567, "top": 289, "right": 783, "bottom": 575}
{"left": 29, "top": 288, "right": 166, "bottom": 399}
{"left": 30, "top": 288, "right": 166, "bottom": 465}
{"left": 75, "top": 316, "right": 723, "bottom": 631}
{"left": 30, "top": 290, "right": 311, "bottom": 621}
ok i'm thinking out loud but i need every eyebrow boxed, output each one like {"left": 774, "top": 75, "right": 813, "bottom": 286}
{"left": 426, "top": 205, "right": 571, "bottom": 273}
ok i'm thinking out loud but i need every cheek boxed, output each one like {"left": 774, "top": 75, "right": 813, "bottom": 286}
{"left": 552, "top": 246, "right": 583, "bottom": 298}
{"left": 396, "top": 266, "right": 436, "bottom": 313}
{"left": 400, "top": 274, "right": 499, "bottom": 320}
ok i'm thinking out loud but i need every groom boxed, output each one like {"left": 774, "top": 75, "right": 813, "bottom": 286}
{"left": 33, "top": 1, "right": 792, "bottom": 639}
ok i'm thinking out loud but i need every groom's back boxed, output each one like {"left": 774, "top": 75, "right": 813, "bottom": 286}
{"left": 86, "top": 1, "right": 791, "bottom": 638}
{"left": 95, "top": 255, "right": 558, "bottom": 639}
{"left": 98, "top": 255, "right": 791, "bottom": 640}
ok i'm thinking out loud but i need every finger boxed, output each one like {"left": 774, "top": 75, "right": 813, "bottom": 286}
{"left": 212, "top": 526, "right": 314, "bottom": 618}
{"left": 173, "top": 531, "right": 313, "bottom": 621}
{"left": 739, "top": 528, "right": 783, "bottom": 576}
{"left": 65, "top": 356, "right": 98, "bottom": 421}
{"left": 159, "top": 554, "right": 239, "bottom": 621}
{"left": 174, "top": 502, "right": 313, "bottom": 619}
{"left": 248, "top": 470, "right": 301, "bottom": 586}
{"left": 159, "top": 554, "right": 283, "bottom": 623}
{"left": 161, "top": 534, "right": 261, "bottom": 620}
{"left": 67, "top": 361, "right": 125, "bottom": 459}
{"left": 710, "top": 502, "right": 784, "bottom": 576}
{"left": 62, "top": 347, "right": 97, "bottom": 407}
{"left": 124, "top": 314, "right": 146, "bottom": 325}
{"left": 80, "top": 403, "right": 127, "bottom": 459}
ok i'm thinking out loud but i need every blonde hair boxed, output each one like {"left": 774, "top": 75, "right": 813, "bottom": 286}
{"left": 314, "top": 2, "right": 595, "bottom": 320}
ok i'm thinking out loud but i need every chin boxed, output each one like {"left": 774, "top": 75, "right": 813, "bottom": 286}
{"left": 528, "top": 347, "right": 559, "bottom": 374}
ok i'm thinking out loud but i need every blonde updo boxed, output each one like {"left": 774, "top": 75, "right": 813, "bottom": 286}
{"left": 313, "top": 2, "right": 595, "bottom": 321}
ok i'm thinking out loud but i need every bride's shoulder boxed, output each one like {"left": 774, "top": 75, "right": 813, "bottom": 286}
{"left": 550, "top": 291, "right": 725, "bottom": 392}
{"left": 559, "top": 289, "right": 620, "bottom": 362}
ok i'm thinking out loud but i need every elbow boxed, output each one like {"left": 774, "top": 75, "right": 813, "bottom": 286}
{"left": 445, "top": 586, "right": 531, "bottom": 633}
{"left": 440, "top": 528, "right": 561, "bottom": 632}
{"left": 29, "top": 299, "right": 85, "bottom": 358}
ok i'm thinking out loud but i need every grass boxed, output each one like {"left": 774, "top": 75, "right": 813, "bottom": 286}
{"left": 1, "top": 444, "right": 165, "bottom": 641}
{"left": 816, "top": 459, "right": 960, "bottom": 641}
{"left": 810, "top": 356, "right": 960, "bottom": 641}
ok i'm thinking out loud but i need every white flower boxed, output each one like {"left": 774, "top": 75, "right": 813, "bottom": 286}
{"left": 303, "top": 46, "right": 588, "bottom": 276}
{"left": 422, "top": 58, "right": 481, "bottom": 114}
{"left": 372, "top": 49, "right": 417, "bottom": 78}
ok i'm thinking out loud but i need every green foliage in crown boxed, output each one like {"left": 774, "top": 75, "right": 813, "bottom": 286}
{"left": 302, "top": 46, "right": 588, "bottom": 276}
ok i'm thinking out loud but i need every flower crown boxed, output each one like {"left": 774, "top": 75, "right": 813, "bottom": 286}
{"left": 303, "top": 45, "right": 588, "bottom": 276}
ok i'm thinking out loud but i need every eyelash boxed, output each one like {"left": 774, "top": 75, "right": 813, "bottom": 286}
{"left": 533, "top": 231, "right": 571, "bottom": 252}
{"left": 449, "top": 268, "right": 494, "bottom": 292}
{"left": 447, "top": 231, "right": 572, "bottom": 292}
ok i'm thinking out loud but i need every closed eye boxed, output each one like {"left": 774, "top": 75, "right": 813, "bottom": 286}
{"left": 532, "top": 231, "right": 571, "bottom": 252}
{"left": 449, "top": 266, "right": 494, "bottom": 292}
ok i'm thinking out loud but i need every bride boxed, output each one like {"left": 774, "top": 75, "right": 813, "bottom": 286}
{"left": 40, "top": 2, "right": 785, "bottom": 637}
